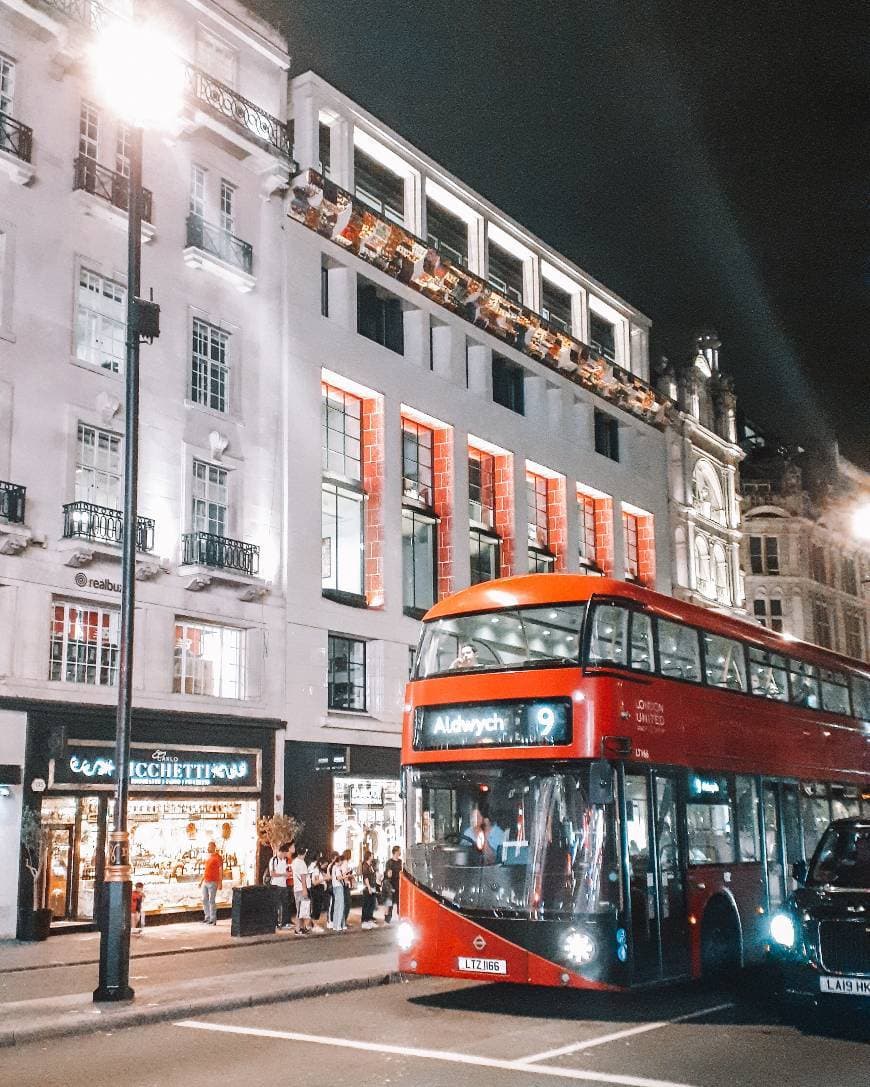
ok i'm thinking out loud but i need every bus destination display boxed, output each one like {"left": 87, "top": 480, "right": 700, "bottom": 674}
{"left": 413, "top": 698, "right": 571, "bottom": 750}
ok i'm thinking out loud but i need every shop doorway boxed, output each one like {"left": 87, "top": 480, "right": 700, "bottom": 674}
{"left": 43, "top": 825, "right": 74, "bottom": 919}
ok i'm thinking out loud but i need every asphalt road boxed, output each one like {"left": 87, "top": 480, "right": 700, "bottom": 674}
{"left": 4, "top": 974, "right": 867, "bottom": 1087}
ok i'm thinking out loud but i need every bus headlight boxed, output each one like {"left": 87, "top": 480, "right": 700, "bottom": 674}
{"left": 770, "top": 912, "right": 796, "bottom": 949}
{"left": 564, "top": 929, "right": 597, "bottom": 965}
{"left": 396, "top": 920, "right": 417, "bottom": 952}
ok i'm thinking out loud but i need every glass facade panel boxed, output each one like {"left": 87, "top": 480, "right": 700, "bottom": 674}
{"left": 402, "top": 509, "right": 436, "bottom": 614}
{"left": 76, "top": 269, "right": 126, "bottom": 373}
{"left": 328, "top": 634, "right": 366, "bottom": 711}
{"left": 49, "top": 602, "right": 120, "bottom": 686}
{"left": 321, "top": 482, "right": 364, "bottom": 597}
{"left": 174, "top": 621, "right": 245, "bottom": 699}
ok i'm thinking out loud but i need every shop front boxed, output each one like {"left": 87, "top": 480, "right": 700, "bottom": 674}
{"left": 17, "top": 707, "right": 278, "bottom": 936}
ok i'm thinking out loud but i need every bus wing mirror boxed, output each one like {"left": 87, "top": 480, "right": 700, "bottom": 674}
{"left": 589, "top": 758, "right": 614, "bottom": 805}
{"left": 791, "top": 860, "right": 807, "bottom": 885}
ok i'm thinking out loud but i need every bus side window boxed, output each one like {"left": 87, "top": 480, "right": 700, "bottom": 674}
{"left": 851, "top": 675, "right": 870, "bottom": 721}
{"left": 703, "top": 633, "right": 747, "bottom": 692}
{"left": 748, "top": 646, "right": 789, "bottom": 701}
{"left": 657, "top": 619, "right": 702, "bottom": 683}
{"left": 820, "top": 669, "right": 850, "bottom": 716}
{"left": 587, "top": 604, "right": 629, "bottom": 667}
{"left": 788, "top": 659, "right": 820, "bottom": 709}
{"left": 735, "top": 776, "right": 760, "bottom": 861}
{"left": 629, "top": 612, "right": 654, "bottom": 672}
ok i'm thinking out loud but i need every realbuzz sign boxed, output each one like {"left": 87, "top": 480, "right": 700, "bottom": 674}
{"left": 414, "top": 699, "right": 571, "bottom": 750}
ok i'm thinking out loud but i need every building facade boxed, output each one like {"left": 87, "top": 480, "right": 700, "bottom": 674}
{"left": 1, "top": 1, "right": 675, "bottom": 937}
{"left": 740, "top": 441, "right": 869, "bottom": 660}
{"left": 656, "top": 331, "right": 744, "bottom": 617}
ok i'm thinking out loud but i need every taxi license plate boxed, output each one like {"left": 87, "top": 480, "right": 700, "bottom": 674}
{"left": 819, "top": 976, "right": 870, "bottom": 995}
{"left": 457, "top": 956, "right": 507, "bottom": 975}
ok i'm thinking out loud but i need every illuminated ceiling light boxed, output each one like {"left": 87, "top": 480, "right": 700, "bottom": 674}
{"left": 89, "top": 21, "right": 185, "bottom": 130}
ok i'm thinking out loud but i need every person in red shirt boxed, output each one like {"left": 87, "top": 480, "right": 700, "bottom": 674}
{"left": 130, "top": 881, "right": 145, "bottom": 934}
{"left": 199, "top": 841, "right": 223, "bottom": 925}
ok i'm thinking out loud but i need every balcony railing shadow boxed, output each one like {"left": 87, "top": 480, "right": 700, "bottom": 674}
{"left": 62, "top": 501, "right": 154, "bottom": 552}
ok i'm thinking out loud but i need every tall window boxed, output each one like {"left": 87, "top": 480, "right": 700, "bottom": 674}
{"left": 191, "top": 319, "right": 229, "bottom": 413}
{"left": 594, "top": 411, "right": 619, "bottom": 461}
{"left": 810, "top": 544, "right": 827, "bottom": 584}
{"left": 219, "top": 179, "right": 235, "bottom": 234}
{"left": 623, "top": 511, "right": 640, "bottom": 581}
{"left": 401, "top": 419, "right": 433, "bottom": 505}
{"left": 402, "top": 508, "right": 437, "bottom": 615}
{"left": 813, "top": 599, "right": 832, "bottom": 649}
{"left": 841, "top": 556, "right": 858, "bottom": 596}
{"left": 468, "top": 449, "right": 494, "bottom": 528}
{"left": 749, "top": 535, "right": 779, "bottom": 575}
{"left": 694, "top": 533, "right": 714, "bottom": 599}
{"left": 577, "top": 491, "right": 598, "bottom": 569}
{"left": 318, "top": 121, "right": 332, "bottom": 177}
{"left": 527, "top": 472, "right": 553, "bottom": 572}
{"left": 328, "top": 634, "right": 366, "bottom": 711}
{"left": 712, "top": 541, "right": 730, "bottom": 605}
{"left": 0, "top": 53, "right": 15, "bottom": 116}
{"left": 354, "top": 147, "right": 404, "bottom": 224}
{"left": 76, "top": 268, "right": 126, "bottom": 373}
{"left": 470, "top": 528, "right": 499, "bottom": 585}
{"left": 540, "top": 278, "right": 572, "bottom": 333}
{"left": 693, "top": 461, "right": 726, "bottom": 525}
{"left": 174, "top": 620, "right": 245, "bottom": 699}
{"left": 321, "top": 384, "right": 364, "bottom": 600}
{"left": 753, "top": 596, "right": 783, "bottom": 633}
{"left": 115, "top": 123, "right": 131, "bottom": 178}
{"left": 487, "top": 243, "right": 524, "bottom": 305}
{"left": 492, "top": 354, "right": 525, "bottom": 415}
{"left": 589, "top": 312, "right": 616, "bottom": 362}
{"left": 426, "top": 198, "right": 468, "bottom": 267}
{"left": 190, "top": 164, "right": 206, "bottom": 219}
{"left": 76, "top": 423, "right": 121, "bottom": 509}
{"left": 50, "top": 601, "right": 119, "bottom": 686}
{"left": 79, "top": 100, "right": 99, "bottom": 161}
{"left": 357, "top": 281, "right": 404, "bottom": 354}
{"left": 192, "top": 460, "right": 228, "bottom": 536}
{"left": 844, "top": 609, "right": 864, "bottom": 659}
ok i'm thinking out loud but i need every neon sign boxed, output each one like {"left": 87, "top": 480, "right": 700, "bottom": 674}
{"left": 414, "top": 699, "right": 571, "bottom": 750}
{"left": 54, "top": 743, "right": 260, "bottom": 791}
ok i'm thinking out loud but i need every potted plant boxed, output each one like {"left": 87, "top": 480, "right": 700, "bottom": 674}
{"left": 20, "top": 807, "right": 53, "bottom": 941}
{"left": 257, "top": 813, "right": 304, "bottom": 866}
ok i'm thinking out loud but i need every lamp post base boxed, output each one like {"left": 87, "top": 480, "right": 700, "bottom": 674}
{"left": 93, "top": 875, "right": 135, "bottom": 1003}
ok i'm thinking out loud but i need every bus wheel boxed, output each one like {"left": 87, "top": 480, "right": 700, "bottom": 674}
{"left": 700, "top": 898, "right": 741, "bottom": 985}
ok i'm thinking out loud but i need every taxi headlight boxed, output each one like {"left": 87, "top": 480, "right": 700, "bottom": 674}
{"left": 564, "top": 929, "right": 597, "bottom": 965}
{"left": 396, "top": 920, "right": 417, "bottom": 952}
{"left": 770, "top": 912, "right": 796, "bottom": 948}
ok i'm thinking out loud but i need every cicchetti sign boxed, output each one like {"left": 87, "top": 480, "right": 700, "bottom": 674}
{"left": 51, "top": 742, "right": 260, "bottom": 792}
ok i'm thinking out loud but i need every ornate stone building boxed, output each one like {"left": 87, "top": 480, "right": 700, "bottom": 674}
{"left": 657, "top": 331, "right": 745, "bottom": 616}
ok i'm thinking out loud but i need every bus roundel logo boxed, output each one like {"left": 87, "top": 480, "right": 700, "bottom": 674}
{"left": 472, "top": 935, "right": 487, "bottom": 951}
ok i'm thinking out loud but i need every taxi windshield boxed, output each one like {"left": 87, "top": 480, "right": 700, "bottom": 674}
{"left": 808, "top": 824, "right": 870, "bottom": 889}
{"left": 414, "top": 604, "right": 586, "bottom": 679}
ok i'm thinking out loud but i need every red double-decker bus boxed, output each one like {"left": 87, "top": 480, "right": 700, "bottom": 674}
{"left": 397, "top": 575, "right": 870, "bottom": 989}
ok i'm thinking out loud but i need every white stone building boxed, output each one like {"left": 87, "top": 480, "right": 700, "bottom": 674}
{"left": 0, "top": 0, "right": 674, "bottom": 937}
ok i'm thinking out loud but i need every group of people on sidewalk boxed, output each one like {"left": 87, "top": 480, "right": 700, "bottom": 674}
{"left": 265, "top": 843, "right": 402, "bottom": 935}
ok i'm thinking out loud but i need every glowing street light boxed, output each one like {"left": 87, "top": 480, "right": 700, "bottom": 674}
{"left": 90, "top": 21, "right": 183, "bottom": 1006}
{"left": 851, "top": 502, "right": 870, "bottom": 542}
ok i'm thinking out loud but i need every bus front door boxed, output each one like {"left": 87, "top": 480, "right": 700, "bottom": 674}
{"left": 654, "top": 772, "right": 689, "bottom": 978}
{"left": 624, "top": 773, "right": 658, "bottom": 981}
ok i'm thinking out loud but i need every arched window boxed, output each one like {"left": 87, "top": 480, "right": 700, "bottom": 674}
{"left": 694, "top": 534, "right": 715, "bottom": 600}
{"left": 692, "top": 460, "right": 726, "bottom": 525}
{"left": 713, "top": 542, "right": 730, "bottom": 605}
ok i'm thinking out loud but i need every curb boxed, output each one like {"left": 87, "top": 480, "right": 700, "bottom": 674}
{"left": 0, "top": 969, "right": 407, "bottom": 1048}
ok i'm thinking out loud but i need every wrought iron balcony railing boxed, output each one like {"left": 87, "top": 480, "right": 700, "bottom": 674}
{"left": 63, "top": 501, "right": 154, "bottom": 552}
{"left": 0, "top": 113, "right": 34, "bottom": 164}
{"left": 37, "top": 0, "right": 111, "bottom": 31}
{"left": 186, "top": 214, "right": 253, "bottom": 275}
{"left": 289, "top": 169, "right": 669, "bottom": 430}
{"left": 73, "top": 155, "right": 153, "bottom": 222}
{"left": 0, "top": 481, "right": 26, "bottom": 524}
{"left": 184, "top": 65, "right": 292, "bottom": 161}
{"left": 182, "top": 531, "right": 259, "bottom": 576}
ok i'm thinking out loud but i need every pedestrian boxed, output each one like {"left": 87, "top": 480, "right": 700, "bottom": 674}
{"left": 360, "top": 849, "right": 378, "bottom": 928}
{"left": 384, "top": 845, "right": 402, "bottom": 923}
{"left": 199, "top": 841, "right": 223, "bottom": 925}
{"left": 131, "top": 881, "right": 145, "bottom": 935}
{"left": 330, "top": 849, "right": 348, "bottom": 931}
{"left": 291, "top": 846, "right": 311, "bottom": 934}
{"left": 325, "top": 851, "right": 339, "bottom": 929}
{"left": 340, "top": 848, "right": 354, "bottom": 929}
{"left": 308, "top": 852, "right": 327, "bottom": 931}
{"left": 268, "top": 842, "right": 292, "bottom": 929}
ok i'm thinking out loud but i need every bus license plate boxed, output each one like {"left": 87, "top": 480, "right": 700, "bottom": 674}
{"left": 458, "top": 956, "right": 507, "bottom": 975}
{"left": 819, "top": 976, "right": 870, "bottom": 995}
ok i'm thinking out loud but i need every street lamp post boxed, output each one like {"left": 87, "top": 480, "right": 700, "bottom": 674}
{"left": 90, "top": 22, "right": 182, "bottom": 1003}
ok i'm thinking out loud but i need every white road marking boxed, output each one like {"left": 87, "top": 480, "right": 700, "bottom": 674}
{"left": 517, "top": 1003, "right": 734, "bottom": 1065}
{"left": 175, "top": 1019, "right": 702, "bottom": 1087}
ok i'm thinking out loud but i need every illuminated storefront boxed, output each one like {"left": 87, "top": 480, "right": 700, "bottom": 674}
{"left": 332, "top": 776, "right": 402, "bottom": 872}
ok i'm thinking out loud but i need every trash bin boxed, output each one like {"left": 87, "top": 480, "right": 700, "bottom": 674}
{"left": 231, "top": 885, "right": 276, "bottom": 937}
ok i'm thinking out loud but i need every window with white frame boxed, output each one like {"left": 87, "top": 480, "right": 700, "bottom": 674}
{"left": 190, "top": 164, "right": 206, "bottom": 219}
{"left": 623, "top": 511, "right": 640, "bottom": 580}
{"left": 0, "top": 53, "right": 15, "bottom": 116}
{"left": 174, "top": 619, "right": 246, "bottom": 698}
{"left": 321, "top": 383, "right": 365, "bottom": 600}
{"left": 191, "top": 318, "right": 229, "bottom": 412}
{"left": 401, "top": 418, "right": 433, "bottom": 506}
{"left": 589, "top": 312, "right": 616, "bottom": 362}
{"left": 196, "top": 27, "right": 239, "bottom": 87}
{"left": 76, "top": 423, "right": 121, "bottom": 509}
{"left": 192, "top": 459, "right": 228, "bottom": 537}
{"left": 49, "top": 601, "right": 120, "bottom": 686}
{"left": 753, "top": 595, "right": 783, "bottom": 633}
{"left": 76, "top": 267, "right": 126, "bottom": 373}
{"left": 578, "top": 490, "right": 598, "bottom": 568}
{"left": 219, "top": 179, "right": 235, "bottom": 234}
{"left": 79, "top": 100, "right": 99, "bottom": 161}
{"left": 115, "top": 123, "right": 131, "bottom": 178}
{"left": 321, "top": 383, "right": 361, "bottom": 481}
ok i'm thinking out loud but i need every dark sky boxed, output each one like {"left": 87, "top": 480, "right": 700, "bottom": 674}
{"left": 257, "top": 0, "right": 868, "bottom": 467}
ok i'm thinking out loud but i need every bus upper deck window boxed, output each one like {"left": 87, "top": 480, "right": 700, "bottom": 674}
{"left": 657, "top": 619, "right": 702, "bottom": 683}
{"left": 588, "top": 604, "right": 629, "bottom": 667}
{"left": 629, "top": 612, "right": 654, "bottom": 672}
{"left": 703, "top": 633, "right": 747, "bottom": 692}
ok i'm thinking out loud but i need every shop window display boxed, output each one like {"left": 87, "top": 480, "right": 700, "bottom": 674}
{"left": 332, "top": 776, "right": 402, "bottom": 878}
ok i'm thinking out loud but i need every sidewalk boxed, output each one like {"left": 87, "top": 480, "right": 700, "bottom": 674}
{"left": 0, "top": 911, "right": 402, "bottom": 1048}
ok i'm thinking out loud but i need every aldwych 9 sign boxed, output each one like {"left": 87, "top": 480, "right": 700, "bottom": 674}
{"left": 52, "top": 742, "right": 260, "bottom": 792}
{"left": 413, "top": 699, "right": 571, "bottom": 750}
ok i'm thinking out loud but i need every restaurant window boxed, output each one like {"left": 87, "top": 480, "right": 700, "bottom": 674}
{"left": 469, "top": 528, "right": 499, "bottom": 585}
{"left": 577, "top": 491, "right": 598, "bottom": 570}
{"left": 819, "top": 668, "right": 850, "bottom": 716}
{"left": 401, "top": 419, "right": 433, "bottom": 506}
{"left": 191, "top": 318, "right": 229, "bottom": 413}
{"left": 702, "top": 632, "right": 747, "bottom": 692}
{"left": 492, "top": 354, "right": 525, "bottom": 415}
{"left": 844, "top": 609, "right": 864, "bottom": 660}
{"left": 747, "top": 645, "right": 789, "bottom": 701}
{"left": 657, "top": 619, "right": 702, "bottom": 683}
{"left": 527, "top": 471, "right": 554, "bottom": 572}
{"left": 589, "top": 312, "right": 616, "bottom": 362}
{"left": 622, "top": 511, "right": 639, "bottom": 581}
{"left": 49, "top": 601, "right": 120, "bottom": 686}
{"left": 468, "top": 448, "right": 495, "bottom": 529}
{"left": 357, "top": 280, "right": 404, "bottom": 355}
{"left": 753, "top": 595, "right": 783, "bottom": 632}
{"left": 76, "top": 423, "right": 121, "bottom": 509}
{"left": 76, "top": 268, "right": 126, "bottom": 373}
{"left": 749, "top": 535, "right": 779, "bottom": 575}
{"left": 594, "top": 410, "right": 619, "bottom": 461}
{"left": 192, "top": 460, "right": 227, "bottom": 537}
{"left": 788, "top": 658, "right": 820, "bottom": 709}
{"left": 328, "top": 634, "right": 366, "bottom": 712}
{"left": 426, "top": 198, "right": 468, "bottom": 267}
{"left": 174, "top": 620, "right": 245, "bottom": 699}
{"left": 812, "top": 599, "right": 832, "bottom": 650}
{"left": 487, "top": 243, "right": 524, "bottom": 305}
{"left": 354, "top": 147, "right": 404, "bottom": 224}
{"left": 540, "top": 278, "right": 572, "bottom": 333}
{"left": 402, "top": 508, "right": 437, "bottom": 616}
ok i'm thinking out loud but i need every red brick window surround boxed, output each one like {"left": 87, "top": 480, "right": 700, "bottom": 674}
{"left": 622, "top": 506, "right": 655, "bottom": 588}
{"left": 578, "top": 491, "right": 598, "bottom": 567}
{"left": 526, "top": 470, "right": 557, "bottom": 573}
{"left": 492, "top": 450, "right": 515, "bottom": 578}
{"left": 401, "top": 414, "right": 453, "bottom": 612}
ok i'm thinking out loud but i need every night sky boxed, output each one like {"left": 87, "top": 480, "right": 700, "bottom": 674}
{"left": 257, "top": 0, "right": 867, "bottom": 467}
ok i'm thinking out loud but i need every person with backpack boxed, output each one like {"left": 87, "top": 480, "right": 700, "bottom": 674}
{"left": 360, "top": 849, "right": 378, "bottom": 928}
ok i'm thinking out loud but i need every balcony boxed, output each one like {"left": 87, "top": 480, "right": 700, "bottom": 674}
{"left": 0, "top": 113, "right": 35, "bottom": 184}
{"left": 0, "top": 481, "right": 26, "bottom": 524}
{"left": 62, "top": 501, "right": 154, "bottom": 553}
{"left": 289, "top": 169, "right": 669, "bottom": 430}
{"left": 183, "top": 214, "right": 255, "bottom": 292}
{"left": 182, "top": 531, "right": 259, "bottom": 577}
{"left": 73, "top": 155, "right": 155, "bottom": 238}
{"left": 183, "top": 65, "right": 292, "bottom": 163}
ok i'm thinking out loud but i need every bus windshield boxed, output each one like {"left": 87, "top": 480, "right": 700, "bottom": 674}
{"left": 414, "top": 604, "right": 585, "bottom": 679}
{"left": 405, "top": 765, "right": 620, "bottom": 918}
